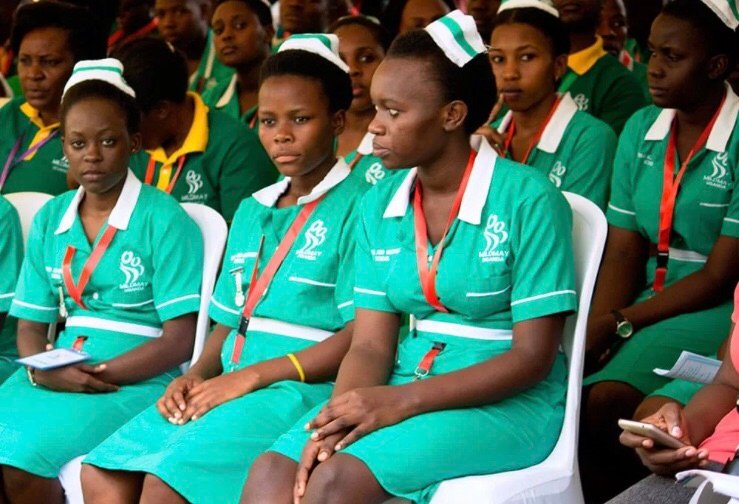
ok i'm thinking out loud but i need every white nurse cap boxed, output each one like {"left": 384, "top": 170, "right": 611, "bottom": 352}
{"left": 699, "top": 0, "right": 739, "bottom": 30}
{"left": 62, "top": 58, "right": 136, "bottom": 99}
{"left": 278, "top": 33, "right": 350, "bottom": 73}
{"left": 424, "top": 10, "right": 487, "bottom": 68}
{"left": 497, "top": 0, "right": 560, "bottom": 18}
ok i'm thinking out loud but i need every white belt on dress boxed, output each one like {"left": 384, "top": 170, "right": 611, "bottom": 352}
{"left": 668, "top": 247, "right": 708, "bottom": 263}
{"left": 65, "top": 316, "right": 163, "bottom": 338}
{"left": 248, "top": 316, "right": 333, "bottom": 342}
{"left": 414, "top": 319, "right": 513, "bottom": 341}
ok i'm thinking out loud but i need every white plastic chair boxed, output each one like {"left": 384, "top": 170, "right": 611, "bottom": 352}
{"left": 429, "top": 192, "right": 607, "bottom": 504}
{"left": 5, "top": 191, "right": 54, "bottom": 250}
{"left": 59, "top": 203, "right": 227, "bottom": 504}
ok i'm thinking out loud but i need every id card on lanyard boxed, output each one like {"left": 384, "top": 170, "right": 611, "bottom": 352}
{"left": 0, "top": 129, "right": 59, "bottom": 192}
{"left": 653, "top": 94, "right": 725, "bottom": 292}
{"left": 229, "top": 196, "right": 324, "bottom": 366}
{"left": 144, "top": 155, "right": 186, "bottom": 194}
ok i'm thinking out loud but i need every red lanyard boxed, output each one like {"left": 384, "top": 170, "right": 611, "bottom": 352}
{"left": 413, "top": 150, "right": 476, "bottom": 313}
{"left": 144, "top": 155, "right": 186, "bottom": 194}
{"left": 413, "top": 342, "right": 446, "bottom": 380}
{"left": 502, "top": 96, "right": 561, "bottom": 164}
{"left": 62, "top": 226, "right": 118, "bottom": 310}
{"left": 0, "top": 130, "right": 59, "bottom": 191}
{"left": 107, "top": 18, "right": 159, "bottom": 49}
{"left": 72, "top": 336, "right": 87, "bottom": 351}
{"left": 653, "top": 96, "right": 725, "bottom": 292}
{"left": 229, "top": 196, "right": 324, "bottom": 365}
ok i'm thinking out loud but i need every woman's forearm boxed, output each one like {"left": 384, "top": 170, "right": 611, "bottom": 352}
{"left": 684, "top": 382, "right": 737, "bottom": 446}
{"left": 187, "top": 323, "right": 231, "bottom": 380}
{"left": 16, "top": 319, "right": 52, "bottom": 357}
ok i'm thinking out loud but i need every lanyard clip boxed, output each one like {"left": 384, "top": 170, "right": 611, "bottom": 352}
{"left": 414, "top": 342, "right": 446, "bottom": 381}
{"left": 237, "top": 316, "right": 250, "bottom": 338}
{"left": 57, "top": 285, "right": 68, "bottom": 319}
{"left": 656, "top": 250, "right": 669, "bottom": 269}
{"left": 230, "top": 267, "right": 245, "bottom": 307}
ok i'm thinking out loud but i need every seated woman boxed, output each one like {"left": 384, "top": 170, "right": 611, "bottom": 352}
{"left": 202, "top": 0, "right": 274, "bottom": 130}
{"left": 331, "top": 15, "right": 397, "bottom": 187}
{"left": 114, "top": 37, "right": 277, "bottom": 223}
{"left": 486, "top": 0, "right": 617, "bottom": 210}
{"left": 579, "top": 0, "right": 739, "bottom": 500}
{"left": 612, "top": 282, "right": 739, "bottom": 504}
{"left": 243, "top": 10, "right": 577, "bottom": 504}
{"left": 0, "top": 59, "right": 202, "bottom": 504}
{"left": 81, "top": 35, "right": 366, "bottom": 504}
{"left": 0, "top": 195, "right": 22, "bottom": 383}
{"left": 0, "top": 1, "right": 104, "bottom": 195}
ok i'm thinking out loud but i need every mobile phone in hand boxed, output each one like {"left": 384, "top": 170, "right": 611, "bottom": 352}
{"left": 618, "top": 419, "right": 687, "bottom": 449}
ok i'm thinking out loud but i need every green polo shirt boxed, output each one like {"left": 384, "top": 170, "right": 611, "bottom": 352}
{"left": 189, "top": 30, "right": 235, "bottom": 95}
{"left": 0, "top": 98, "right": 68, "bottom": 195}
{"left": 560, "top": 37, "right": 648, "bottom": 134}
{"left": 493, "top": 93, "right": 617, "bottom": 210}
{"left": 607, "top": 85, "right": 739, "bottom": 261}
{"left": 0, "top": 196, "right": 23, "bottom": 380}
{"left": 130, "top": 93, "right": 276, "bottom": 222}
{"left": 209, "top": 159, "right": 365, "bottom": 330}
{"left": 10, "top": 170, "right": 203, "bottom": 327}
{"left": 354, "top": 137, "right": 577, "bottom": 327}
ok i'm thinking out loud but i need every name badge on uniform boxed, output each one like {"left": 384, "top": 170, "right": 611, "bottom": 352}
{"left": 230, "top": 267, "right": 245, "bottom": 307}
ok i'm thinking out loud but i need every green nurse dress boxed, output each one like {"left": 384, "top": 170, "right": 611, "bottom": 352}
{"left": 585, "top": 84, "right": 739, "bottom": 394}
{"left": 84, "top": 160, "right": 366, "bottom": 504}
{"left": 270, "top": 137, "right": 578, "bottom": 503}
{"left": 0, "top": 98, "right": 68, "bottom": 195}
{"left": 0, "top": 171, "right": 202, "bottom": 477}
{"left": 493, "top": 92, "right": 617, "bottom": 210}
{"left": 0, "top": 196, "right": 23, "bottom": 382}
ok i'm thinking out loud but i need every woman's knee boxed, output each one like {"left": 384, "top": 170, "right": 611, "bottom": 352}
{"left": 303, "top": 455, "right": 386, "bottom": 504}
{"left": 80, "top": 464, "right": 108, "bottom": 498}
{"left": 242, "top": 452, "right": 297, "bottom": 503}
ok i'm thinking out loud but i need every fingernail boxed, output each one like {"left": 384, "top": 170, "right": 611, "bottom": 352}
{"left": 168, "top": 417, "right": 176, "bottom": 424}
{"left": 671, "top": 426, "right": 682, "bottom": 437}
{"left": 685, "top": 448, "right": 696, "bottom": 457}
{"left": 179, "top": 403, "right": 186, "bottom": 411}
{"left": 334, "top": 443, "right": 342, "bottom": 451}
{"left": 698, "top": 450, "right": 708, "bottom": 459}
{"left": 317, "top": 451, "right": 327, "bottom": 462}
{"left": 304, "top": 422, "right": 311, "bottom": 431}
{"left": 174, "top": 412, "right": 181, "bottom": 419}
{"left": 192, "top": 415, "right": 198, "bottom": 421}
{"left": 310, "top": 431, "right": 319, "bottom": 441}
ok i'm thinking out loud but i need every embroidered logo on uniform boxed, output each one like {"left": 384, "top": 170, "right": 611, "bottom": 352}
{"left": 186, "top": 170, "right": 203, "bottom": 194}
{"left": 573, "top": 94, "right": 589, "bottom": 111}
{"left": 230, "top": 251, "right": 258, "bottom": 265}
{"left": 637, "top": 152, "right": 654, "bottom": 167}
{"left": 296, "top": 220, "right": 327, "bottom": 261}
{"left": 703, "top": 152, "right": 731, "bottom": 190}
{"left": 479, "top": 214, "right": 509, "bottom": 263}
{"left": 119, "top": 251, "right": 146, "bottom": 292}
{"left": 549, "top": 161, "right": 567, "bottom": 188}
{"left": 365, "top": 163, "right": 386, "bottom": 185}
{"left": 371, "top": 247, "right": 401, "bottom": 262}
{"left": 51, "top": 156, "right": 69, "bottom": 174}
{"left": 45, "top": 266, "right": 63, "bottom": 281}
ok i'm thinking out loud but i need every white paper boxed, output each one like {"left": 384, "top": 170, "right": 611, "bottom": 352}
{"left": 653, "top": 351, "right": 721, "bottom": 384}
{"left": 17, "top": 348, "right": 89, "bottom": 370}
{"left": 678, "top": 470, "right": 739, "bottom": 502}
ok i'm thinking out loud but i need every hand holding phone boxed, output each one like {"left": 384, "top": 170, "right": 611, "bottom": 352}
{"left": 618, "top": 419, "right": 687, "bottom": 449}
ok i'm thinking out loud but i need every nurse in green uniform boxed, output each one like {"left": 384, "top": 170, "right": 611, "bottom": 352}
{"left": 552, "top": 0, "right": 647, "bottom": 134}
{"left": 0, "top": 2, "right": 103, "bottom": 196}
{"left": 486, "top": 0, "right": 616, "bottom": 210}
{"left": 244, "top": 11, "right": 577, "bottom": 504}
{"left": 155, "top": 0, "right": 234, "bottom": 94}
{"left": 202, "top": 0, "right": 274, "bottom": 130}
{"left": 579, "top": 0, "right": 739, "bottom": 500}
{"left": 81, "top": 35, "right": 364, "bottom": 504}
{"left": 0, "top": 196, "right": 23, "bottom": 383}
{"left": 114, "top": 37, "right": 276, "bottom": 222}
{"left": 0, "top": 60, "right": 202, "bottom": 504}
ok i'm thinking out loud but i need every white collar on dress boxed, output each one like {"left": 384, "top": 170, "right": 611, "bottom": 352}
{"left": 251, "top": 157, "right": 351, "bottom": 207}
{"left": 644, "top": 83, "right": 739, "bottom": 153}
{"left": 356, "top": 132, "right": 375, "bottom": 155}
{"left": 216, "top": 74, "right": 238, "bottom": 109}
{"left": 496, "top": 93, "right": 579, "bottom": 154}
{"left": 55, "top": 169, "right": 142, "bottom": 234}
{"left": 382, "top": 136, "right": 497, "bottom": 225}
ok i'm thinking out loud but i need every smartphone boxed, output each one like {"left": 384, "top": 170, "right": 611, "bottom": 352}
{"left": 618, "top": 419, "right": 687, "bottom": 449}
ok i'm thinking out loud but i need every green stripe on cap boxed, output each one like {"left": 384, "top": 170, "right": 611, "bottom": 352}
{"left": 72, "top": 65, "right": 123, "bottom": 75}
{"left": 438, "top": 15, "right": 478, "bottom": 59}
{"left": 289, "top": 33, "right": 333, "bottom": 50}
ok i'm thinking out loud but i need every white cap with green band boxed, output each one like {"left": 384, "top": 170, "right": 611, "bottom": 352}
{"left": 424, "top": 10, "right": 487, "bottom": 68}
{"left": 700, "top": 0, "right": 738, "bottom": 30}
{"left": 278, "top": 33, "right": 350, "bottom": 73}
{"left": 63, "top": 58, "right": 136, "bottom": 99}
{"left": 497, "top": 0, "right": 560, "bottom": 18}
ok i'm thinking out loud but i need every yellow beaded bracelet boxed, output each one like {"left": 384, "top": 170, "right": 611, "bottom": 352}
{"left": 286, "top": 353, "right": 306, "bottom": 382}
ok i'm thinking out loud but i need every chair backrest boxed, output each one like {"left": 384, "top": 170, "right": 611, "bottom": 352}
{"left": 556, "top": 192, "right": 608, "bottom": 476}
{"left": 181, "top": 203, "right": 228, "bottom": 369}
{"left": 5, "top": 192, "right": 54, "bottom": 250}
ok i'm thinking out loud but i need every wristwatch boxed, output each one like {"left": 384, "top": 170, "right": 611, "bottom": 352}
{"left": 611, "top": 310, "right": 634, "bottom": 339}
{"left": 26, "top": 366, "right": 37, "bottom": 387}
